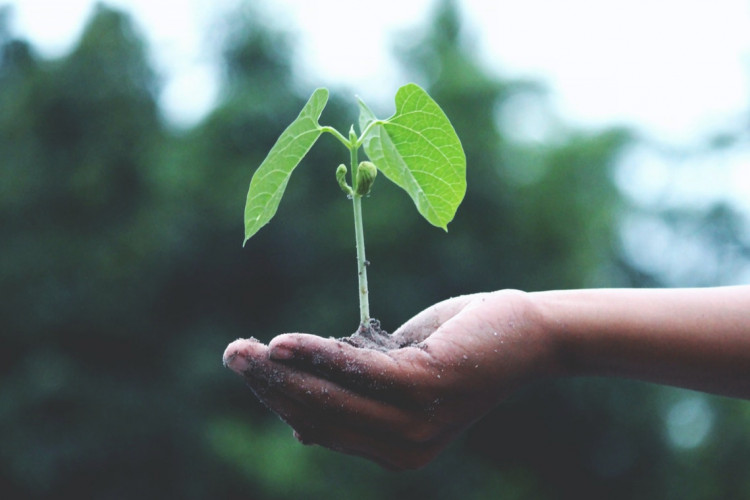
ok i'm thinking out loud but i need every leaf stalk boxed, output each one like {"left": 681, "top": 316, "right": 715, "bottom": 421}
{"left": 320, "top": 126, "right": 351, "bottom": 148}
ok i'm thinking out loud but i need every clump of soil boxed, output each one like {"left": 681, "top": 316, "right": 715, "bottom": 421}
{"left": 340, "top": 318, "right": 414, "bottom": 351}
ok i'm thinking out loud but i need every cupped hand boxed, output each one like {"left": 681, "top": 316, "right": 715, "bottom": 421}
{"left": 223, "top": 289, "right": 552, "bottom": 470}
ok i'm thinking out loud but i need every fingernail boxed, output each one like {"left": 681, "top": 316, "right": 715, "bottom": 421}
{"left": 222, "top": 339, "right": 253, "bottom": 374}
{"left": 270, "top": 345, "right": 294, "bottom": 361}
{"left": 224, "top": 352, "right": 250, "bottom": 374}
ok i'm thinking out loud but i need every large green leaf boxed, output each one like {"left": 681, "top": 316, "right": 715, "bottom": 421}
{"left": 243, "top": 88, "right": 328, "bottom": 245}
{"left": 359, "top": 83, "right": 466, "bottom": 230}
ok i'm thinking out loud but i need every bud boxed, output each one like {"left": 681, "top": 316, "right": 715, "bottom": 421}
{"left": 355, "top": 161, "right": 377, "bottom": 196}
{"left": 336, "top": 164, "right": 353, "bottom": 196}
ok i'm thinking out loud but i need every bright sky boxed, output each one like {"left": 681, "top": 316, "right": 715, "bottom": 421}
{"left": 7, "top": 0, "right": 750, "bottom": 212}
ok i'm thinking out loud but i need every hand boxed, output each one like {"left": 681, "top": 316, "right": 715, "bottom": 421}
{"left": 223, "top": 290, "right": 553, "bottom": 470}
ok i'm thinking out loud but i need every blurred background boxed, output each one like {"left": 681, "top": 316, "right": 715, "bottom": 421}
{"left": 2, "top": 0, "right": 750, "bottom": 498}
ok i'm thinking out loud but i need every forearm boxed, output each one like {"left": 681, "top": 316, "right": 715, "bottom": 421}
{"left": 530, "top": 286, "right": 750, "bottom": 398}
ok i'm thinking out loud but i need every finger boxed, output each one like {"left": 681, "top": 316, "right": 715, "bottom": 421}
{"left": 228, "top": 338, "right": 430, "bottom": 435}
{"left": 226, "top": 340, "right": 460, "bottom": 469}
{"left": 223, "top": 338, "right": 268, "bottom": 375}
{"left": 292, "top": 417, "right": 462, "bottom": 471}
{"left": 253, "top": 366, "right": 410, "bottom": 424}
{"left": 268, "top": 333, "right": 430, "bottom": 395}
{"left": 249, "top": 359, "right": 434, "bottom": 438}
{"left": 240, "top": 364, "right": 455, "bottom": 469}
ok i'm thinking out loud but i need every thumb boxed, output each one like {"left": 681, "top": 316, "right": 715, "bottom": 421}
{"left": 391, "top": 294, "right": 482, "bottom": 345}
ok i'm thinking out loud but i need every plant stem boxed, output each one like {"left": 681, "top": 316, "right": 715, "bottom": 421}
{"left": 350, "top": 145, "right": 370, "bottom": 326}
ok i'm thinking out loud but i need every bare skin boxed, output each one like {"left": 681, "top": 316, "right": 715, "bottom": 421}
{"left": 223, "top": 286, "right": 750, "bottom": 470}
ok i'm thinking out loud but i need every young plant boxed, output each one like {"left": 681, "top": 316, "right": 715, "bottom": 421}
{"left": 243, "top": 83, "right": 466, "bottom": 329}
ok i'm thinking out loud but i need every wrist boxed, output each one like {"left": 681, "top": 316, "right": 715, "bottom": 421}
{"left": 483, "top": 289, "right": 565, "bottom": 382}
{"left": 524, "top": 290, "right": 580, "bottom": 379}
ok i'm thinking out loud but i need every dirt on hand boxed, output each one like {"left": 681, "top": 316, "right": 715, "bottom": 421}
{"left": 340, "top": 318, "right": 417, "bottom": 351}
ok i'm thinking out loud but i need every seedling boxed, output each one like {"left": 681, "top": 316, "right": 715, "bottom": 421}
{"left": 244, "top": 83, "right": 466, "bottom": 330}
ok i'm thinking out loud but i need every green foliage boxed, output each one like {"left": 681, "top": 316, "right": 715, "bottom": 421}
{"left": 359, "top": 83, "right": 466, "bottom": 230}
{"left": 243, "top": 83, "right": 466, "bottom": 239}
{"left": 243, "top": 88, "right": 328, "bottom": 244}
{"left": 354, "top": 160, "right": 377, "bottom": 196}
{"left": 242, "top": 81, "right": 466, "bottom": 322}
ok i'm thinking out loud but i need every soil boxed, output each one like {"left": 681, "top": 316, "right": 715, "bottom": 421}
{"left": 340, "top": 318, "right": 416, "bottom": 351}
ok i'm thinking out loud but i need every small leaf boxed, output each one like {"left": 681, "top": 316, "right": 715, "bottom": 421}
{"left": 243, "top": 88, "right": 328, "bottom": 245}
{"left": 359, "top": 83, "right": 466, "bottom": 230}
{"left": 354, "top": 161, "right": 377, "bottom": 196}
{"left": 336, "top": 164, "right": 353, "bottom": 196}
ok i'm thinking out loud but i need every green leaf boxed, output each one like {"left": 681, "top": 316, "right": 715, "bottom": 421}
{"left": 358, "top": 83, "right": 466, "bottom": 230}
{"left": 243, "top": 88, "right": 328, "bottom": 245}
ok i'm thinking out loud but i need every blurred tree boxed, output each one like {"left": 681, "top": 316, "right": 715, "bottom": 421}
{"left": 0, "top": 5, "right": 239, "bottom": 497}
